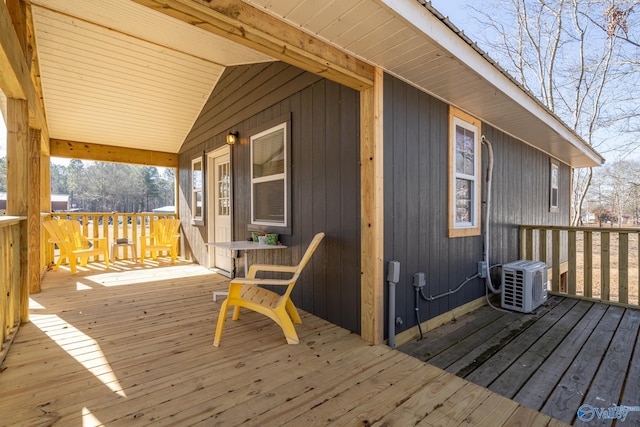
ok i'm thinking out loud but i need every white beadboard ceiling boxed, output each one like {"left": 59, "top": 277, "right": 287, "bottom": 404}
{"left": 30, "top": 0, "right": 274, "bottom": 154}
{"left": 244, "top": 0, "right": 603, "bottom": 167}
{"left": 28, "top": 0, "right": 601, "bottom": 166}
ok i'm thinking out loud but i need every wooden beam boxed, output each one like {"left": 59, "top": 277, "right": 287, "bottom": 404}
{"left": 360, "top": 66, "right": 384, "bottom": 344}
{"left": 6, "top": 0, "right": 27, "bottom": 57}
{"left": 131, "top": 0, "right": 374, "bottom": 91}
{"left": 0, "top": 0, "right": 48, "bottom": 139}
{"left": 50, "top": 139, "right": 179, "bottom": 168}
{"left": 25, "top": 0, "right": 49, "bottom": 156}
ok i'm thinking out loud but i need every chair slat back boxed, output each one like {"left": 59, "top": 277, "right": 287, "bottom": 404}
{"left": 43, "top": 219, "right": 68, "bottom": 243}
{"left": 281, "top": 232, "right": 325, "bottom": 301}
{"left": 65, "top": 220, "right": 86, "bottom": 249}
{"left": 293, "top": 232, "right": 325, "bottom": 277}
{"left": 152, "top": 219, "right": 181, "bottom": 245}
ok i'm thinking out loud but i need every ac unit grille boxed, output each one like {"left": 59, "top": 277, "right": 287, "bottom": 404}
{"left": 501, "top": 260, "right": 548, "bottom": 313}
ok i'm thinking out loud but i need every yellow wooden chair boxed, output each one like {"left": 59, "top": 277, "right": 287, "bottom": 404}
{"left": 213, "top": 232, "right": 325, "bottom": 346}
{"left": 139, "top": 218, "right": 181, "bottom": 263}
{"left": 43, "top": 219, "right": 109, "bottom": 274}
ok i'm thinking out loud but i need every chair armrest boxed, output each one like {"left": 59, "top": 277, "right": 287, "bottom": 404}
{"left": 82, "top": 236, "right": 106, "bottom": 243}
{"left": 247, "top": 264, "right": 297, "bottom": 278}
{"left": 230, "top": 277, "right": 293, "bottom": 287}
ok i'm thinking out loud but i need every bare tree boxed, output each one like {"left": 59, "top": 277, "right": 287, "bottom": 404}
{"left": 472, "top": 0, "right": 640, "bottom": 225}
{"left": 589, "top": 159, "right": 640, "bottom": 226}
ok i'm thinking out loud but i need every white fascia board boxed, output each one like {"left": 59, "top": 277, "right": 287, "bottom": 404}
{"left": 376, "top": 0, "right": 604, "bottom": 166}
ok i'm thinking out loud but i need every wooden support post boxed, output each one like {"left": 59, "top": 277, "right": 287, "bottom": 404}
{"left": 7, "top": 98, "right": 28, "bottom": 216}
{"left": 7, "top": 98, "right": 29, "bottom": 322}
{"left": 360, "top": 66, "right": 383, "bottom": 344}
{"left": 28, "top": 127, "right": 41, "bottom": 295}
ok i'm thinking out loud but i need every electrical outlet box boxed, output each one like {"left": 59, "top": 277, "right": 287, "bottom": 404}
{"left": 413, "top": 272, "right": 426, "bottom": 288}
{"left": 387, "top": 260, "right": 400, "bottom": 283}
{"left": 478, "top": 261, "right": 488, "bottom": 279}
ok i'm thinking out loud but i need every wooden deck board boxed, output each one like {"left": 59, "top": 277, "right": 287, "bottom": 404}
{"left": 542, "top": 305, "right": 624, "bottom": 423}
{"left": 1, "top": 262, "right": 568, "bottom": 426}
{"left": 514, "top": 302, "right": 606, "bottom": 410}
{"left": 428, "top": 297, "right": 562, "bottom": 376}
{"left": 400, "top": 296, "right": 640, "bottom": 425}
{"left": 465, "top": 298, "right": 578, "bottom": 387}
{"left": 487, "top": 299, "right": 590, "bottom": 398}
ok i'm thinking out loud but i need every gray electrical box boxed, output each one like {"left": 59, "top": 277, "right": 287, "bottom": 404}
{"left": 387, "top": 260, "right": 400, "bottom": 283}
{"left": 413, "top": 272, "right": 426, "bottom": 288}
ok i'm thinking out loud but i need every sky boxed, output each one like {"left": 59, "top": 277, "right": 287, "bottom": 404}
{"left": 430, "top": 0, "right": 474, "bottom": 32}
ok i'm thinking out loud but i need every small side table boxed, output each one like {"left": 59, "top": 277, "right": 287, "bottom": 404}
{"left": 111, "top": 240, "right": 137, "bottom": 263}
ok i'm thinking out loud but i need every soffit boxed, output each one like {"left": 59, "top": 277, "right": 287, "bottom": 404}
{"left": 30, "top": 0, "right": 274, "bottom": 154}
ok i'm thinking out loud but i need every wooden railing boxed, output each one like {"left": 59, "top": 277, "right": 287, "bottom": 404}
{"left": 520, "top": 225, "right": 640, "bottom": 307}
{"left": 46, "top": 212, "right": 179, "bottom": 266}
{"left": 0, "top": 216, "right": 26, "bottom": 362}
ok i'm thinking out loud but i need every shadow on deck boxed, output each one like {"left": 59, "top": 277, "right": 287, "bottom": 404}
{"left": 399, "top": 296, "right": 640, "bottom": 426}
{"left": 1, "top": 260, "right": 567, "bottom": 426}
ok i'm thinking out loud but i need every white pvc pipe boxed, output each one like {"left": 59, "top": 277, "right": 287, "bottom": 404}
{"left": 482, "top": 136, "right": 500, "bottom": 294}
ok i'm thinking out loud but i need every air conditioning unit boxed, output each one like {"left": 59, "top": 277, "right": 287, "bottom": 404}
{"left": 501, "top": 260, "right": 548, "bottom": 313}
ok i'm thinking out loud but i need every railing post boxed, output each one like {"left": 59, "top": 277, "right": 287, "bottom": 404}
{"left": 584, "top": 231, "right": 593, "bottom": 298}
{"left": 539, "top": 228, "right": 547, "bottom": 265}
{"left": 552, "top": 229, "right": 560, "bottom": 293}
{"left": 619, "top": 232, "right": 628, "bottom": 304}
{"left": 601, "top": 231, "right": 610, "bottom": 301}
{"left": 568, "top": 229, "right": 576, "bottom": 296}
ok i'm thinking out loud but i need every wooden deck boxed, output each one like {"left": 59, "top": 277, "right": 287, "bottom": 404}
{"left": 400, "top": 295, "right": 640, "bottom": 426}
{"left": 0, "top": 260, "right": 568, "bottom": 426}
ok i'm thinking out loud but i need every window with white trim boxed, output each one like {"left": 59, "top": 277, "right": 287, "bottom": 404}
{"left": 250, "top": 122, "right": 289, "bottom": 227}
{"left": 191, "top": 157, "right": 204, "bottom": 225}
{"left": 449, "top": 107, "right": 481, "bottom": 238}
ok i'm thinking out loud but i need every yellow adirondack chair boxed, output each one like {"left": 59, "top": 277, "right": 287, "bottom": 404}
{"left": 43, "top": 219, "right": 109, "bottom": 274}
{"left": 213, "top": 232, "right": 325, "bottom": 346}
{"left": 139, "top": 218, "right": 181, "bottom": 263}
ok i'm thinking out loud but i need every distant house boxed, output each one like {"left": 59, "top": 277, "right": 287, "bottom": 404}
{"left": 51, "top": 194, "right": 70, "bottom": 212}
{"left": 152, "top": 206, "right": 176, "bottom": 214}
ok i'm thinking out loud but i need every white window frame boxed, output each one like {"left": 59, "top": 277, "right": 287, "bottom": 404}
{"left": 449, "top": 107, "right": 481, "bottom": 238}
{"left": 250, "top": 122, "right": 289, "bottom": 227}
{"left": 191, "top": 156, "right": 204, "bottom": 225}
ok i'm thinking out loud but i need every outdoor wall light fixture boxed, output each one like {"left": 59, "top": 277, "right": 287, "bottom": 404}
{"left": 226, "top": 132, "right": 238, "bottom": 145}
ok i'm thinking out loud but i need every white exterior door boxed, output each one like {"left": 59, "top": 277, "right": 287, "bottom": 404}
{"left": 208, "top": 148, "right": 232, "bottom": 273}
